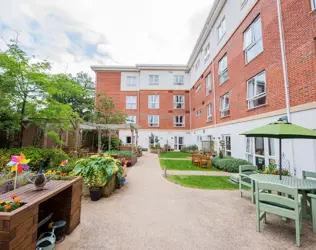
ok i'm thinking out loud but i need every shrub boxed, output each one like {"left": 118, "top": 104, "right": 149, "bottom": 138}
{"left": 0, "top": 147, "right": 69, "bottom": 172}
{"left": 180, "top": 145, "right": 198, "bottom": 153}
{"left": 93, "top": 136, "right": 122, "bottom": 151}
{"left": 211, "top": 156, "right": 252, "bottom": 173}
{"left": 219, "top": 151, "right": 224, "bottom": 159}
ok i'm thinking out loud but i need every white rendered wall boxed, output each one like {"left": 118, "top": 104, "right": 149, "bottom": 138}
{"left": 120, "top": 72, "right": 140, "bottom": 91}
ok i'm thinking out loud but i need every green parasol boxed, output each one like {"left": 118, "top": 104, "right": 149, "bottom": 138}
{"left": 241, "top": 120, "right": 316, "bottom": 179}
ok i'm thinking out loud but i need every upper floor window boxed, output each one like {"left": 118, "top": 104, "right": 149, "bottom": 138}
{"left": 217, "top": 17, "right": 226, "bottom": 41}
{"left": 218, "top": 54, "right": 228, "bottom": 84}
{"left": 196, "top": 84, "right": 201, "bottom": 93}
{"left": 247, "top": 71, "right": 266, "bottom": 109}
{"left": 220, "top": 93, "right": 230, "bottom": 118}
{"left": 244, "top": 16, "right": 263, "bottom": 63}
{"left": 174, "top": 75, "right": 184, "bottom": 85}
{"left": 148, "top": 115, "right": 159, "bottom": 127}
{"left": 204, "top": 42, "right": 210, "bottom": 62}
{"left": 174, "top": 95, "right": 184, "bottom": 109}
{"left": 241, "top": 0, "right": 248, "bottom": 8}
{"left": 174, "top": 115, "right": 185, "bottom": 127}
{"left": 126, "top": 96, "right": 137, "bottom": 109}
{"left": 148, "top": 95, "right": 159, "bottom": 109}
{"left": 149, "top": 75, "right": 159, "bottom": 85}
{"left": 313, "top": 0, "right": 316, "bottom": 10}
{"left": 126, "top": 76, "right": 137, "bottom": 86}
{"left": 205, "top": 73, "right": 212, "bottom": 96}
{"left": 126, "top": 116, "right": 136, "bottom": 124}
{"left": 195, "top": 59, "right": 200, "bottom": 71}
{"left": 196, "top": 109, "right": 202, "bottom": 117}
{"left": 206, "top": 104, "right": 212, "bottom": 122}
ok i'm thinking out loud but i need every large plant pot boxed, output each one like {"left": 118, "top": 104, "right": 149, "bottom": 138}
{"left": 89, "top": 187, "right": 102, "bottom": 201}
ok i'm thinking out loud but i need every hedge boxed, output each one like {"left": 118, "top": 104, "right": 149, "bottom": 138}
{"left": 0, "top": 148, "right": 69, "bottom": 171}
{"left": 211, "top": 156, "right": 252, "bottom": 173}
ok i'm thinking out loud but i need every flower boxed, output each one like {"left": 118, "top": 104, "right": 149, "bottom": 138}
{"left": 14, "top": 198, "right": 21, "bottom": 203}
{"left": 0, "top": 200, "right": 3, "bottom": 204}
{"left": 4, "top": 205, "right": 11, "bottom": 211}
{"left": 263, "top": 170, "right": 268, "bottom": 174}
{"left": 6, "top": 201, "right": 11, "bottom": 204}
{"left": 10, "top": 194, "right": 17, "bottom": 199}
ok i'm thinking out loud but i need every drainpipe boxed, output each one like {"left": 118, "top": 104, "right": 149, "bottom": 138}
{"left": 277, "top": 0, "right": 296, "bottom": 175}
{"left": 212, "top": 61, "right": 217, "bottom": 127}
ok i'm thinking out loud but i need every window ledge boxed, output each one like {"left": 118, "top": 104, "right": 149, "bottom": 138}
{"left": 206, "top": 120, "right": 213, "bottom": 123}
{"left": 247, "top": 103, "right": 268, "bottom": 111}
{"left": 310, "top": 9, "right": 316, "bottom": 15}
{"left": 220, "top": 115, "right": 231, "bottom": 119}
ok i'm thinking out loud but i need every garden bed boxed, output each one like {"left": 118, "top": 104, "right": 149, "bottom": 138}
{"left": 82, "top": 174, "right": 121, "bottom": 197}
{"left": 107, "top": 150, "right": 138, "bottom": 166}
{"left": 0, "top": 177, "right": 82, "bottom": 250}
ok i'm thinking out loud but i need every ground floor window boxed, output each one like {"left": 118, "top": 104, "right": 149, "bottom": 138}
{"left": 174, "top": 136, "right": 184, "bottom": 151}
{"left": 223, "top": 135, "right": 231, "bottom": 156}
{"left": 126, "top": 136, "right": 135, "bottom": 144}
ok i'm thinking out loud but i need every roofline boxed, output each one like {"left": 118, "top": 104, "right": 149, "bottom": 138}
{"left": 91, "top": 64, "right": 188, "bottom": 72}
{"left": 91, "top": 65, "right": 138, "bottom": 72}
{"left": 187, "top": 0, "right": 225, "bottom": 69}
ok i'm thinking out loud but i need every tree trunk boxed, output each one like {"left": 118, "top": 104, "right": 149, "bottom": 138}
{"left": 18, "top": 96, "right": 27, "bottom": 148}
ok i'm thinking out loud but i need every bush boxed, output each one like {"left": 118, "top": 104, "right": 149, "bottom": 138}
{"left": 93, "top": 136, "right": 122, "bottom": 151}
{"left": 211, "top": 156, "right": 252, "bottom": 173}
{"left": 180, "top": 145, "right": 198, "bottom": 153}
{"left": 0, "top": 147, "right": 69, "bottom": 172}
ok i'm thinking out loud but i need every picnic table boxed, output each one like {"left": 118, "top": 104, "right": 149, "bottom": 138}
{"left": 249, "top": 174, "right": 316, "bottom": 218}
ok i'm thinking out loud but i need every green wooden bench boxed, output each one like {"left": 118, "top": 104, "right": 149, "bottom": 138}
{"left": 255, "top": 182, "right": 303, "bottom": 246}
{"left": 239, "top": 165, "right": 258, "bottom": 203}
{"left": 303, "top": 171, "right": 316, "bottom": 233}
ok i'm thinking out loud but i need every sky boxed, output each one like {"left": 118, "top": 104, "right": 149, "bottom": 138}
{"left": 0, "top": 0, "right": 214, "bottom": 76}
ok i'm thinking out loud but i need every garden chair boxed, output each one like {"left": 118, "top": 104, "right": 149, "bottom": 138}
{"left": 307, "top": 193, "right": 316, "bottom": 233}
{"left": 192, "top": 154, "right": 202, "bottom": 167}
{"left": 239, "top": 165, "right": 258, "bottom": 203}
{"left": 200, "top": 155, "right": 211, "bottom": 168}
{"left": 255, "top": 182, "right": 303, "bottom": 246}
{"left": 301, "top": 171, "right": 316, "bottom": 216}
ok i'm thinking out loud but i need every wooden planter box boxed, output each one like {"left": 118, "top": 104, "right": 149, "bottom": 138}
{"left": 119, "top": 146, "right": 136, "bottom": 151}
{"left": 82, "top": 175, "right": 119, "bottom": 197}
{"left": 0, "top": 177, "right": 83, "bottom": 250}
{"left": 111, "top": 153, "right": 138, "bottom": 166}
{"left": 150, "top": 148, "right": 165, "bottom": 154}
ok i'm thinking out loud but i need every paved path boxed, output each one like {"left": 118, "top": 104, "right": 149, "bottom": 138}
{"left": 165, "top": 170, "right": 231, "bottom": 176}
{"left": 58, "top": 152, "right": 316, "bottom": 250}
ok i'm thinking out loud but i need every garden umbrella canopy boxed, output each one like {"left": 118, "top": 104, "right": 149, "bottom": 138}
{"left": 240, "top": 121, "right": 316, "bottom": 179}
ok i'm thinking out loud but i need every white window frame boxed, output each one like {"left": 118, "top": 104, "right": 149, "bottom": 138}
{"left": 218, "top": 54, "right": 228, "bottom": 84}
{"left": 241, "top": 0, "right": 248, "bottom": 8}
{"left": 206, "top": 104, "right": 212, "bottom": 122}
{"left": 148, "top": 95, "right": 160, "bottom": 109}
{"left": 245, "top": 137, "right": 254, "bottom": 164}
{"left": 126, "top": 76, "right": 137, "bottom": 86}
{"left": 196, "top": 84, "right": 201, "bottom": 93}
{"left": 174, "top": 115, "right": 185, "bottom": 127}
{"left": 204, "top": 42, "right": 210, "bottom": 62}
{"left": 196, "top": 109, "right": 202, "bottom": 117}
{"left": 244, "top": 16, "right": 263, "bottom": 64}
{"left": 174, "top": 95, "right": 184, "bottom": 109}
{"left": 220, "top": 93, "right": 230, "bottom": 118}
{"left": 149, "top": 75, "right": 159, "bottom": 85}
{"left": 217, "top": 17, "right": 226, "bottom": 41}
{"left": 126, "top": 116, "right": 136, "bottom": 124}
{"left": 205, "top": 73, "right": 212, "bottom": 96}
{"left": 174, "top": 75, "right": 184, "bottom": 85}
{"left": 126, "top": 96, "right": 137, "bottom": 109}
{"left": 223, "top": 135, "right": 231, "bottom": 156}
{"left": 312, "top": 0, "right": 316, "bottom": 10}
{"left": 148, "top": 115, "right": 159, "bottom": 127}
{"left": 247, "top": 71, "right": 266, "bottom": 109}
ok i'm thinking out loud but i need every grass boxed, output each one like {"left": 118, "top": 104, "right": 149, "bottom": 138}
{"left": 167, "top": 175, "right": 249, "bottom": 190}
{"left": 106, "top": 150, "right": 135, "bottom": 156}
{"left": 160, "top": 159, "right": 219, "bottom": 171}
{"left": 158, "top": 152, "right": 191, "bottom": 158}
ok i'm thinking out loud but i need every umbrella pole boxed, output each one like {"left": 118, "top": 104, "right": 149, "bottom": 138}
{"left": 279, "top": 138, "right": 282, "bottom": 180}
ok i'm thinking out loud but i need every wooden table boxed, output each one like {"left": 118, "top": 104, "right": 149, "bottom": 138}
{"left": 0, "top": 177, "right": 83, "bottom": 250}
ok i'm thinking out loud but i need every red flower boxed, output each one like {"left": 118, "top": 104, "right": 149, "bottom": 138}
{"left": 10, "top": 194, "right": 17, "bottom": 199}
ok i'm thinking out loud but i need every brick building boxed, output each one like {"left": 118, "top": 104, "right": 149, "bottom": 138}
{"left": 92, "top": 0, "right": 316, "bottom": 176}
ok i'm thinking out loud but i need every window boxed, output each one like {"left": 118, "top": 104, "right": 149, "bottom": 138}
{"left": 174, "top": 75, "right": 184, "bottom": 85}
{"left": 126, "top": 96, "right": 137, "bottom": 109}
{"left": 220, "top": 93, "right": 230, "bottom": 118}
{"left": 218, "top": 55, "right": 228, "bottom": 84}
{"left": 196, "top": 84, "right": 201, "bottom": 93}
{"left": 206, "top": 104, "right": 212, "bottom": 122}
{"left": 126, "top": 76, "right": 137, "bottom": 86}
{"left": 247, "top": 71, "right": 266, "bottom": 109}
{"left": 312, "top": 0, "right": 316, "bottom": 10}
{"left": 268, "top": 138, "right": 276, "bottom": 165}
{"left": 126, "top": 136, "right": 132, "bottom": 144}
{"left": 255, "top": 137, "right": 265, "bottom": 169}
{"left": 126, "top": 116, "right": 136, "bottom": 124}
{"left": 196, "top": 109, "right": 202, "bottom": 117}
{"left": 148, "top": 95, "right": 159, "bottom": 109}
{"left": 244, "top": 16, "right": 263, "bottom": 63}
{"left": 148, "top": 115, "right": 159, "bottom": 127}
{"left": 149, "top": 75, "right": 159, "bottom": 85}
{"left": 217, "top": 17, "right": 226, "bottom": 41}
{"left": 174, "top": 116, "right": 185, "bottom": 127}
{"left": 204, "top": 42, "right": 210, "bottom": 62}
{"left": 241, "top": 0, "right": 248, "bottom": 8}
{"left": 174, "top": 95, "right": 184, "bottom": 109}
{"left": 197, "top": 136, "right": 202, "bottom": 142}
{"left": 205, "top": 73, "right": 212, "bottom": 95}
{"left": 224, "top": 135, "right": 231, "bottom": 156}
{"left": 195, "top": 59, "right": 200, "bottom": 71}
{"left": 245, "top": 137, "right": 254, "bottom": 164}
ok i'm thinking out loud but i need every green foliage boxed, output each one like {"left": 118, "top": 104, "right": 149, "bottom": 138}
{"left": 219, "top": 151, "right": 224, "bottom": 159}
{"left": 73, "top": 155, "right": 123, "bottom": 187}
{"left": 0, "top": 148, "right": 69, "bottom": 171}
{"left": 106, "top": 150, "right": 135, "bottom": 156}
{"left": 93, "top": 136, "right": 122, "bottom": 151}
{"left": 211, "top": 156, "right": 251, "bottom": 173}
{"left": 180, "top": 145, "right": 198, "bottom": 153}
{"left": 263, "top": 164, "right": 290, "bottom": 176}
{"left": 160, "top": 159, "right": 219, "bottom": 172}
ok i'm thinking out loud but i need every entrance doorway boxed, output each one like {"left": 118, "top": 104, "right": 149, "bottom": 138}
{"left": 174, "top": 136, "right": 184, "bottom": 151}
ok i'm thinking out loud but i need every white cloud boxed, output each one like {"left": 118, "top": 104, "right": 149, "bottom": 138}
{"left": 0, "top": 0, "right": 213, "bottom": 77}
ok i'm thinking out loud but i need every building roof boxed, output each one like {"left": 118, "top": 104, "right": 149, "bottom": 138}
{"left": 91, "top": 64, "right": 188, "bottom": 72}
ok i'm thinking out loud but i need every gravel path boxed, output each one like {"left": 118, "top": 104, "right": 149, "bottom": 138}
{"left": 165, "top": 170, "right": 231, "bottom": 176}
{"left": 57, "top": 152, "right": 316, "bottom": 250}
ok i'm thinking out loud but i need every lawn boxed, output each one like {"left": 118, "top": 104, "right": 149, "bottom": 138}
{"left": 167, "top": 175, "right": 249, "bottom": 190}
{"left": 160, "top": 159, "right": 219, "bottom": 171}
{"left": 158, "top": 152, "right": 191, "bottom": 159}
